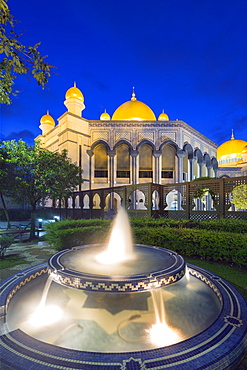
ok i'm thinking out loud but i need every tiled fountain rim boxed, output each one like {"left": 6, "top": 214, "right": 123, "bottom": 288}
{"left": 48, "top": 244, "right": 186, "bottom": 292}
{"left": 0, "top": 256, "right": 246, "bottom": 369}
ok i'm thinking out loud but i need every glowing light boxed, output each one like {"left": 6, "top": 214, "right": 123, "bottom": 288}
{"left": 96, "top": 208, "right": 134, "bottom": 265}
{"left": 29, "top": 305, "right": 63, "bottom": 327}
{"left": 185, "top": 266, "right": 190, "bottom": 281}
{"left": 96, "top": 249, "right": 129, "bottom": 264}
{"left": 148, "top": 323, "right": 181, "bottom": 346}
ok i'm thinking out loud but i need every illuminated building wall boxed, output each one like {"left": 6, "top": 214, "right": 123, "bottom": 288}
{"left": 36, "top": 84, "right": 219, "bottom": 191}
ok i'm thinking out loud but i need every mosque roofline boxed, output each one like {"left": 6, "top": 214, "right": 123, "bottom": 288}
{"left": 46, "top": 110, "right": 217, "bottom": 148}
{"left": 58, "top": 111, "right": 88, "bottom": 121}
{"left": 88, "top": 118, "right": 218, "bottom": 147}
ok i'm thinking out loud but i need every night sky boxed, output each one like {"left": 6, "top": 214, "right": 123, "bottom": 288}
{"left": 1, "top": 0, "right": 247, "bottom": 146}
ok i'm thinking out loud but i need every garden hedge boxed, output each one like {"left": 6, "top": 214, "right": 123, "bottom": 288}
{"left": 45, "top": 225, "right": 110, "bottom": 250}
{"left": 45, "top": 218, "right": 247, "bottom": 267}
{"left": 133, "top": 226, "right": 247, "bottom": 267}
{"left": 130, "top": 217, "right": 247, "bottom": 234}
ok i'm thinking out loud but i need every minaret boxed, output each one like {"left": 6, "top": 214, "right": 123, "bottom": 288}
{"left": 39, "top": 111, "right": 55, "bottom": 135}
{"left": 64, "top": 82, "right": 85, "bottom": 116}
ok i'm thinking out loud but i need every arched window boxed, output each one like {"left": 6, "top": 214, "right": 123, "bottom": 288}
{"left": 116, "top": 144, "right": 130, "bottom": 178}
{"left": 161, "top": 145, "right": 175, "bottom": 178}
{"left": 139, "top": 144, "right": 153, "bottom": 178}
{"left": 75, "top": 195, "right": 80, "bottom": 208}
{"left": 94, "top": 144, "right": 108, "bottom": 178}
{"left": 83, "top": 194, "right": 90, "bottom": 209}
{"left": 128, "top": 189, "right": 147, "bottom": 210}
{"left": 93, "top": 193, "right": 101, "bottom": 209}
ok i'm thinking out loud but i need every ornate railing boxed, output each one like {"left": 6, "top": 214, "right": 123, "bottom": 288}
{"left": 52, "top": 176, "right": 247, "bottom": 220}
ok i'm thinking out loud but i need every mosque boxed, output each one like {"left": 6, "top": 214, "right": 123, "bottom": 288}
{"left": 36, "top": 84, "right": 246, "bottom": 192}
{"left": 217, "top": 131, "right": 247, "bottom": 177}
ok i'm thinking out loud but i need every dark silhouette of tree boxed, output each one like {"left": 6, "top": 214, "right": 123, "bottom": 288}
{"left": 0, "top": 140, "right": 83, "bottom": 239}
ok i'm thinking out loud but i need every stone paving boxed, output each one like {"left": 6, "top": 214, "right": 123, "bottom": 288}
{"left": 0, "top": 240, "right": 55, "bottom": 282}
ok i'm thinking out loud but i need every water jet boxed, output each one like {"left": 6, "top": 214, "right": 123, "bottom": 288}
{"left": 0, "top": 209, "right": 246, "bottom": 369}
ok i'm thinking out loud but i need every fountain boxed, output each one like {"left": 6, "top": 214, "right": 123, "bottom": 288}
{"left": 0, "top": 208, "right": 246, "bottom": 369}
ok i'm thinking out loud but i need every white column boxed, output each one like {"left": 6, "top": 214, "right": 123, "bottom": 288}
{"left": 176, "top": 150, "right": 185, "bottom": 183}
{"left": 154, "top": 151, "right": 161, "bottom": 184}
{"left": 131, "top": 150, "right": 138, "bottom": 184}
{"left": 108, "top": 150, "right": 116, "bottom": 188}
{"left": 86, "top": 150, "right": 94, "bottom": 190}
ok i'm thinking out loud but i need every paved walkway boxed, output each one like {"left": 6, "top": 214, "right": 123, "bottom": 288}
{"left": 0, "top": 240, "right": 56, "bottom": 282}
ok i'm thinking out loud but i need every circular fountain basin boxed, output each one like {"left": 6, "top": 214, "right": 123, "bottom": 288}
{"left": 0, "top": 245, "right": 246, "bottom": 369}
{"left": 48, "top": 244, "right": 186, "bottom": 292}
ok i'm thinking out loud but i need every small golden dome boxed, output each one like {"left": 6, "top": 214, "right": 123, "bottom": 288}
{"left": 65, "top": 82, "right": 84, "bottom": 102}
{"left": 40, "top": 111, "right": 55, "bottom": 126}
{"left": 217, "top": 131, "right": 247, "bottom": 167}
{"left": 112, "top": 88, "right": 156, "bottom": 121}
{"left": 100, "top": 109, "right": 110, "bottom": 120}
{"left": 158, "top": 110, "right": 169, "bottom": 121}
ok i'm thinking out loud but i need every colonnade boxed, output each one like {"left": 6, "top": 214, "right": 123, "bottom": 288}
{"left": 86, "top": 140, "right": 218, "bottom": 189}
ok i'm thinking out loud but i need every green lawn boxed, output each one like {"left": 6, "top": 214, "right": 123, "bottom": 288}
{"left": 0, "top": 255, "right": 27, "bottom": 269}
{"left": 186, "top": 257, "right": 247, "bottom": 300}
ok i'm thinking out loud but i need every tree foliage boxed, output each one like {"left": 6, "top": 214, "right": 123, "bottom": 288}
{"left": 193, "top": 187, "right": 215, "bottom": 199}
{"left": 0, "top": 0, "right": 53, "bottom": 104}
{"left": 0, "top": 140, "right": 83, "bottom": 239}
{"left": 0, "top": 144, "right": 17, "bottom": 227}
{"left": 231, "top": 184, "right": 247, "bottom": 210}
{"left": 192, "top": 177, "right": 215, "bottom": 199}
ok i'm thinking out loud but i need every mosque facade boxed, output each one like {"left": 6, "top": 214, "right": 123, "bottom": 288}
{"left": 217, "top": 131, "right": 247, "bottom": 177}
{"left": 36, "top": 84, "right": 219, "bottom": 191}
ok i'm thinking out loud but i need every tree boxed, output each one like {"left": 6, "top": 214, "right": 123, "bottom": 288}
{"left": 0, "top": 140, "right": 83, "bottom": 239}
{"left": 0, "top": 0, "right": 53, "bottom": 104}
{"left": 192, "top": 177, "right": 215, "bottom": 200}
{"left": 231, "top": 184, "right": 247, "bottom": 210}
{"left": 0, "top": 145, "right": 17, "bottom": 228}
{"left": 0, "top": 145, "right": 12, "bottom": 229}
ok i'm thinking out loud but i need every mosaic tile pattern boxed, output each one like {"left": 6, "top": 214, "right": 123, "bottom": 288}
{"left": 48, "top": 245, "right": 186, "bottom": 293}
{"left": 0, "top": 262, "right": 246, "bottom": 369}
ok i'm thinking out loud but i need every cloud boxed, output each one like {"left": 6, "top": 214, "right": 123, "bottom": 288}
{"left": 1, "top": 130, "right": 36, "bottom": 144}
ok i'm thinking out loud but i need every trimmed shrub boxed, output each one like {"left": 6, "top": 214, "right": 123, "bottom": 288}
{"left": 45, "top": 219, "right": 111, "bottom": 249}
{"left": 45, "top": 218, "right": 110, "bottom": 232}
{"left": 45, "top": 218, "right": 247, "bottom": 267}
{"left": 133, "top": 226, "right": 247, "bottom": 267}
{"left": 199, "top": 219, "right": 247, "bottom": 234}
{"left": 45, "top": 224, "right": 110, "bottom": 250}
{"left": 130, "top": 217, "right": 247, "bottom": 234}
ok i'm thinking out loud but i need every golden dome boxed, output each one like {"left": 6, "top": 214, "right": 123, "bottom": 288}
{"left": 217, "top": 132, "right": 247, "bottom": 167}
{"left": 65, "top": 82, "right": 84, "bottom": 102}
{"left": 158, "top": 110, "right": 169, "bottom": 121}
{"left": 100, "top": 109, "right": 110, "bottom": 120}
{"left": 242, "top": 145, "right": 247, "bottom": 154}
{"left": 112, "top": 89, "right": 156, "bottom": 121}
{"left": 40, "top": 111, "right": 55, "bottom": 126}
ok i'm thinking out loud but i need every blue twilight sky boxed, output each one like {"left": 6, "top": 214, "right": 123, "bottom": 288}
{"left": 1, "top": 0, "right": 247, "bottom": 146}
